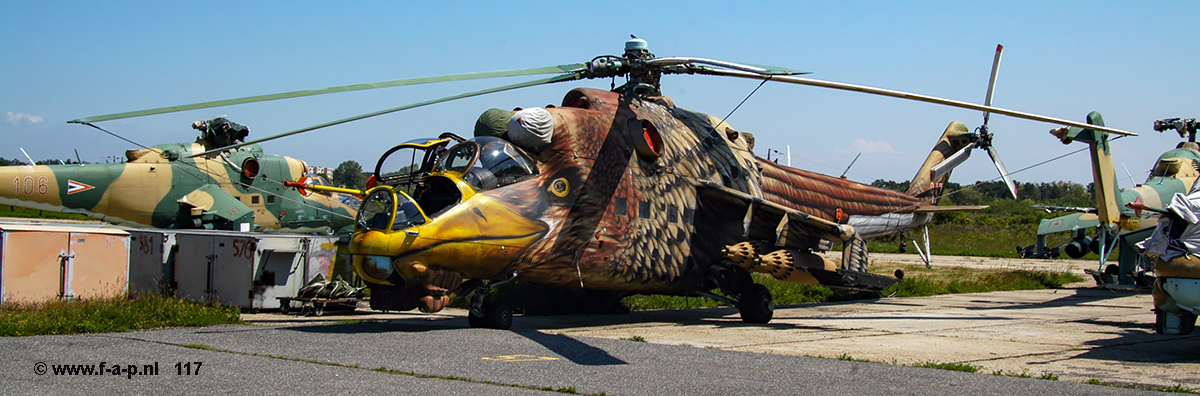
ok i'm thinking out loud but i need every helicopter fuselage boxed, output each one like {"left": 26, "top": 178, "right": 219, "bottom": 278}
{"left": 347, "top": 88, "right": 954, "bottom": 313}
{"left": 0, "top": 142, "right": 358, "bottom": 233}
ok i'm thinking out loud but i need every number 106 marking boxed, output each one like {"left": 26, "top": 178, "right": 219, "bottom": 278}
{"left": 11, "top": 176, "right": 49, "bottom": 196}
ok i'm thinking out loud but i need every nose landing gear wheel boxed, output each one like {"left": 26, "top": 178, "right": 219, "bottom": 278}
{"left": 469, "top": 300, "right": 514, "bottom": 330}
{"left": 738, "top": 283, "right": 774, "bottom": 324}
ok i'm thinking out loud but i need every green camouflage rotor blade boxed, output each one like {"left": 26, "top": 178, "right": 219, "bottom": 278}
{"left": 189, "top": 72, "right": 584, "bottom": 158}
{"left": 70, "top": 64, "right": 587, "bottom": 124}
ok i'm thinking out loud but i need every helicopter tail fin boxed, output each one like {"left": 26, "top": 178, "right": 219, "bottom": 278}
{"left": 905, "top": 121, "right": 974, "bottom": 201}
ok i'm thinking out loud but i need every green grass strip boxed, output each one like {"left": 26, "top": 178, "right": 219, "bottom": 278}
{"left": 0, "top": 294, "right": 243, "bottom": 337}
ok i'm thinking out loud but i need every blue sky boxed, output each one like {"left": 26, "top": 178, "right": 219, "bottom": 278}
{"left": 3, "top": 1, "right": 1197, "bottom": 190}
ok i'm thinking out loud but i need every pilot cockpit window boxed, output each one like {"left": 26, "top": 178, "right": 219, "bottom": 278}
{"left": 438, "top": 142, "right": 478, "bottom": 173}
{"left": 457, "top": 137, "right": 539, "bottom": 191}
{"left": 392, "top": 194, "right": 426, "bottom": 231}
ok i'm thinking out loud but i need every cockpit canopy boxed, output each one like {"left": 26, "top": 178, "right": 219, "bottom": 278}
{"left": 374, "top": 137, "right": 456, "bottom": 188}
{"left": 438, "top": 136, "right": 539, "bottom": 192}
{"left": 357, "top": 136, "right": 540, "bottom": 231}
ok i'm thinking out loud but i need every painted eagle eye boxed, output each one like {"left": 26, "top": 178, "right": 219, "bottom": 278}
{"left": 548, "top": 177, "right": 570, "bottom": 197}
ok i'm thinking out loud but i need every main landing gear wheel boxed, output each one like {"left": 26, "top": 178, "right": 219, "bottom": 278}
{"left": 469, "top": 300, "right": 514, "bottom": 330}
{"left": 738, "top": 283, "right": 774, "bottom": 324}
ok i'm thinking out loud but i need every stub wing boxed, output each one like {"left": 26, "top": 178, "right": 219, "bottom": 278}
{"left": 694, "top": 181, "right": 899, "bottom": 291}
{"left": 1031, "top": 204, "right": 1096, "bottom": 213}
{"left": 177, "top": 184, "right": 255, "bottom": 228}
{"left": 1037, "top": 212, "right": 1100, "bottom": 235}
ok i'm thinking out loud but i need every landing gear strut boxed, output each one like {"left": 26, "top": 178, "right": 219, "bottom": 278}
{"left": 467, "top": 271, "right": 518, "bottom": 330}
{"left": 706, "top": 262, "right": 775, "bottom": 324}
{"left": 468, "top": 300, "right": 514, "bottom": 330}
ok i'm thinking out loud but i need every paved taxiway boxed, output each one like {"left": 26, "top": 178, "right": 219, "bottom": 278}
{"left": 0, "top": 313, "right": 1158, "bottom": 396}
{"left": 3, "top": 254, "right": 1196, "bottom": 394}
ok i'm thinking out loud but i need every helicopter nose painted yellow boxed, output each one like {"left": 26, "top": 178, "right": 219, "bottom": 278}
{"left": 350, "top": 185, "right": 548, "bottom": 313}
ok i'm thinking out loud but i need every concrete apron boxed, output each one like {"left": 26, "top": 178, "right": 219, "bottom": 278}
{"left": 245, "top": 254, "right": 1200, "bottom": 390}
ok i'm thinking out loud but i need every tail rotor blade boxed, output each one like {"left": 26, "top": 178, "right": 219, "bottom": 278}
{"left": 987, "top": 145, "right": 1019, "bottom": 199}
{"left": 70, "top": 64, "right": 587, "bottom": 124}
{"left": 982, "top": 44, "right": 1003, "bottom": 125}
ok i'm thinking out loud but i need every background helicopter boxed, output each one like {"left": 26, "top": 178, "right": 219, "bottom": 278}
{"left": 71, "top": 38, "right": 1139, "bottom": 329}
{"left": 0, "top": 117, "right": 360, "bottom": 233}
{"left": 1019, "top": 116, "right": 1199, "bottom": 288}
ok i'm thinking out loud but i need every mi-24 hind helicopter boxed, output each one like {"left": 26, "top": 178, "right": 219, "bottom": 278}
{"left": 71, "top": 38, "right": 1136, "bottom": 328}
{"left": 1, "top": 117, "right": 359, "bottom": 233}
{"left": 1020, "top": 116, "right": 1200, "bottom": 289}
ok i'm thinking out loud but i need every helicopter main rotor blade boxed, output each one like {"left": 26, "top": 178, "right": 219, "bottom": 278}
{"left": 189, "top": 72, "right": 583, "bottom": 158}
{"left": 70, "top": 64, "right": 587, "bottom": 124}
{"left": 698, "top": 68, "right": 1139, "bottom": 137}
{"left": 647, "top": 57, "right": 809, "bottom": 75}
{"left": 982, "top": 44, "right": 1003, "bottom": 126}
{"left": 987, "top": 145, "right": 1019, "bottom": 199}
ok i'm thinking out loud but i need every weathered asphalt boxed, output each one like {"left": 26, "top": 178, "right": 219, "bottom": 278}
{"left": 1, "top": 314, "right": 1153, "bottom": 395}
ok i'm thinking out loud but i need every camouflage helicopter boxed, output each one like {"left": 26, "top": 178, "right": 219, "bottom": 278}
{"left": 0, "top": 117, "right": 359, "bottom": 233}
{"left": 1020, "top": 115, "right": 1199, "bottom": 288}
{"left": 1120, "top": 119, "right": 1200, "bottom": 335}
{"left": 72, "top": 38, "right": 1136, "bottom": 328}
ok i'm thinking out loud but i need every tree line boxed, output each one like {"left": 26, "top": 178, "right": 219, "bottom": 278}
{"left": 870, "top": 179, "right": 1095, "bottom": 207}
{"left": 0, "top": 157, "right": 86, "bottom": 166}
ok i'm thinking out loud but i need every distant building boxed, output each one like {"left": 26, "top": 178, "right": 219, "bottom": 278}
{"left": 308, "top": 165, "right": 333, "bottom": 179}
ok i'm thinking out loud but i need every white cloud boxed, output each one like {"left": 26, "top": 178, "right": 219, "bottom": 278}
{"left": 7, "top": 112, "right": 44, "bottom": 125}
{"left": 836, "top": 139, "right": 900, "bottom": 154}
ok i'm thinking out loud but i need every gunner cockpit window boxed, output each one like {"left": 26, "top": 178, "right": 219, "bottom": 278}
{"left": 356, "top": 188, "right": 426, "bottom": 230}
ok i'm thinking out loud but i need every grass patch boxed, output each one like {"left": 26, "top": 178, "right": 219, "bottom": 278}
{"left": 991, "top": 369, "right": 1059, "bottom": 380}
{"left": 0, "top": 205, "right": 93, "bottom": 221}
{"left": 867, "top": 222, "right": 1104, "bottom": 260}
{"left": 993, "top": 369, "right": 1031, "bottom": 378}
{"left": 621, "top": 335, "right": 647, "bottom": 342}
{"left": 912, "top": 361, "right": 980, "bottom": 373}
{"left": 622, "top": 274, "right": 837, "bottom": 311}
{"left": 836, "top": 354, "right": 875, "bottom": 363}
{"left": 880, "top": 264, "right": 1083, "bottom": 298}
{"left": 183, "top": 343, "right": 218, "bottom": 351}
{"left": 0, "top": 294, "right": 243, "bottom": 337}
{"left": 621, "top": 265, "right": 1081, "bottom": 311}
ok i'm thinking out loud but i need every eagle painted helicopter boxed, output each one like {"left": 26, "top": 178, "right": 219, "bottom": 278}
{"left": 1020, "top": 115, "right": 1199, "bottom": 288}
{"left": 70, "top": 38, "right": 1137, "bottom": 328}
{"left": 0, "top": 117, "right": 360, "bottom": 233}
